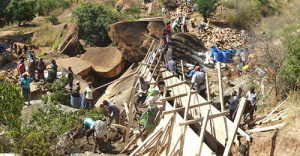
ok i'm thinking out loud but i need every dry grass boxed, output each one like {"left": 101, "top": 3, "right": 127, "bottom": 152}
{"left": 285, "top": 91, "right": 300, "bottom": 123}
{"left": 31, "top": 25, "right": 59, "bottom": 47}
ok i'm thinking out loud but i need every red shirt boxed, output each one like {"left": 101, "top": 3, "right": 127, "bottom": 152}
{"left": 18, "top": 63, "right": 25, "bottom": 74}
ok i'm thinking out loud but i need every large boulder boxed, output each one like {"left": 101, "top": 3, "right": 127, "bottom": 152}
{"left": 80, "top": 47, "right": 126, "bottom": 78}
{"left": 163, "top": 0, "right": 177, "bottom": 10}
{"left": 147, "top": 21, "right": 165, "bottom": 39}
{"left": 116, "top": 0, "right": 138, "bottom": 12}
{"left": 56, "top": 57, "right": 92, "bottom": 78}
{"left": 108, "top": 21, "right": 165, "bottom": 63}
{"left": 58, "top": 23, "right": 85, "bottom": 57}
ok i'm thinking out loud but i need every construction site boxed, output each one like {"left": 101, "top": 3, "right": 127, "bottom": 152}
{"left": 0, "top": 0, "right": 299, "bottom": 155}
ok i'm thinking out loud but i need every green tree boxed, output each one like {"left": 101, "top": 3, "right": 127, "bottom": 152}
{"left": 35, "top": 0, "right": 70, "bottom": 16}
{"left": 195, "top": 0, "right": 219, "bottom": 23}
{"left": 72, "top": 2, "right": 120, "bottom": 46}
{"left": 6, "top": 0, "right": 36, "bottom": 26}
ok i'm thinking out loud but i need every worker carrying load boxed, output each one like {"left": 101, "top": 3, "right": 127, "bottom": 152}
{"left": 139, "top": 89, "right": 160, "bottom": 131}
{"left": 171, "top": 17, "right": 180, "bottom": 33}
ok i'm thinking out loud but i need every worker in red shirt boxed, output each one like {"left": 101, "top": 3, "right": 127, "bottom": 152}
{"left": 17, "top": 59, "right": 25, "bottom": 79}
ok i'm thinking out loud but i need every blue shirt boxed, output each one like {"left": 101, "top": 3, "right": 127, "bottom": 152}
{"left": 229, "top": 96, "right": 239, "bottom": 110}
{"left": 107, "top": 101, "right": 120, "bottom": 116}
{"left": 189, "top": 69, "right": 204, "bottom": 77}
{"left": 21, "top": 77, "right": 33, "bottom": 89}
{"left": 166, "top": 60, "right": 178, "bottom": 73}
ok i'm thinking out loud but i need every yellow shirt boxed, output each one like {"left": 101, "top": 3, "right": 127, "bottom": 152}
{"left": 243, "top": 65, "right": 249, "bottom": 71}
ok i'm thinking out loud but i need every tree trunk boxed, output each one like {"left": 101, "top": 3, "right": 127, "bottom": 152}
{"left": 203, "top": 14, "right": 208, "bottom": 23}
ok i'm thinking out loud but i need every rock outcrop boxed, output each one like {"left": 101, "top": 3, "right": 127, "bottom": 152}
{"left": 80, "top": 47, "right": 126, "bottom": 78}
{"left": 56, "top": 57, "right": 92, "bottom": 78}
{"left": 108, "top": 21, "right": 165, "bottom": 63}
{"left": 58, "top": 23, "right": 85, "bottom": 57}
{"left": 116, "top": 0, "right": 138, "bottom": 12}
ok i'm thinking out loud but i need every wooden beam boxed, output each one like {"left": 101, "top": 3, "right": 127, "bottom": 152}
{"left": 217, "top": 62, "right": 225, "bottom": 112}
{"left": 165, "top": 81, "right": 187, "bottom": 89}
{"left": 179, "top": 91, "right": 192, "bottom": 156}
{"left": 246, "top": 123, "right": 286, "bottom": 133}
{"left": 178, "top": 111, "right": 229, "bottom": 126}
{"left": 138, "top": 62, "right": 152, "bottom": 66}
{"left": 167, "top": 99, "right": 177, "bottom": 153}
{"left": 159, "top": 74, "right": 177, "bottom": 81}
{"left": 149, "top": 48, "right": 162, "bottom": 82}
{"left": 110, "top": 124, "right": 126, "bottom": 130}
{"left": 125, "top": 86, "right": 136, "bottom": 144}
{"left": 159, "top": 93, "right": 188, "bottom": 102}
{"left": 129, "top": 127, "right": 163, "bottom": 156}
{"left": 198, "top": 110, "right": 210, "bottom": 155}
{"left": 266, "top": 98, "right": 289, "bottom": 118}
{"left": 223, "top": 98, "right": 247, "bottom": 156}
{"left": 120, "top": 130, "right": 147, "bottom": 153}
{"left": 167, "top": 134, "right": 182, "bottom": 156}
{"left": 206, "top": 73, "right": 211, "bottom": 101}
{"left": 162, "top": 101, "right": 212, "bottom": 116}
{"left": 123, "top": 101, "right": 129, "bottom": 118}
{"left": 181, "top": 60, "right": 185, "bottom": 81}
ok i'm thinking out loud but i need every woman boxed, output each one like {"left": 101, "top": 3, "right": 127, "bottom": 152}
{"left": 28, "top": 55, "right": 36, "bottom": 80}
{"left": 37, "top": 58, "right": 46, "bottom": 81}
{"left": 139, "top": 89, "right": 159, "bottom": 131}
{"left": 50, "top": 59, "right": 58, "bottom": 78}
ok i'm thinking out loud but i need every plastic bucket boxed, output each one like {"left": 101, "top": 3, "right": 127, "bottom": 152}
{"left": 83, "top": 117, "right": 95, "bottom": 127}
{"left": 71, "top": 93, "right": 81, "bottom": 109}
{"left": 222, "top": 50, "right": 231, "bottom": 63}
{"left": 229, "top": 49, "right": 236, "bottom": 59}
{"left": 214, "top": 50, "right": 222, "bottom": 62}
{"left": 210, "top": 46, "right": 218, "bottom": 55}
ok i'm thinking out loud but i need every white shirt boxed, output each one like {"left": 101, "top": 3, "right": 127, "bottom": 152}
{"left": 147, "top": 95, "right": 158, "bottom": 109}
{"left": 182, "top": 16, "right": 187, "bottom": 25}
{"left": 240, "top": 51, "right": 246, "bottom": 62}
{"left": 85, "top": 87, "right": 95, "bottom": 100}
{"left": 191, "top": 71, "right": 206, "bottom": 90}
{"left": 246, "top": 91, "right": 258, "bottom": 105}
{"left": 91, "top": 120, "right": 107, "bottom": 138}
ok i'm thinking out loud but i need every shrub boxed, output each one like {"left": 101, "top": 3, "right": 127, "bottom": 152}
{"left": 53, "top": 37, "right": 62, "bottom": 50}
{"left": 46, "top": 14, "right": 59, "bottom": 25}
{"left": 36, "top": 52, "right": 46, "bottom": 58}
{"left": 6, "top": 0, "right": 36, "bottom": 26}
{"left": 195, "top": 0, "right": 219, "bottom": 23}
{"left": 35, "top": 0, "right": 71, "bottom": 15}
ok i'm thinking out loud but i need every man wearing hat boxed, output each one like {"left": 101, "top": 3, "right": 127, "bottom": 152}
{"left": 166, "top": 56, "right": 179, "bottom": 74}
{"left": 84, "top": 82, "right": 95, "bottom": 110}
{"left": 90, "top": 116, "right": 107, "bottom": 153}
{"left": 190, "top": 66, "right": 206, "bottom": 98}
{"left": 21, "top": 73, "right": 34, "bottom": 105}
{"left": 103, "top": 100, "right": 120, "bottom": 125}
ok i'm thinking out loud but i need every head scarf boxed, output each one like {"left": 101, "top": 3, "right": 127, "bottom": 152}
{"left": 148, "top": 89, "right": 157, "bottom": 97}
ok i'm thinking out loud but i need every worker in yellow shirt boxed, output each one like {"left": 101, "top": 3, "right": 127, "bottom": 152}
{"left": 242, "top": 65, "right": 249, "bottom": 75}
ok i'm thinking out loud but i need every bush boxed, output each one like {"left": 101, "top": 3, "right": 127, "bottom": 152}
{"left": 35, "top": 0, "right": 71, "bottom": 15}
{"left": 226, "top": 0, "right": 261, "bottom": 30}
{"left": 46, "top": 14, "right": 59, "bottom": 25}
{"left": 72, "top": 2, "right": 120, "bottom": 46}
{"left": 53, "top": 37, "right": 62, "bottom": 50}
{"left": 36, "top": 52, "right": 46, "bottom": 58}
{"left": 6, "top": 0, "right": 36, "bottom": 26}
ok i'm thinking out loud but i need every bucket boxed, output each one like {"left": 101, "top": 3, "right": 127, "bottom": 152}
{"left": 83, "top": 117, "right": 95, "bottom": 127}
{"left": 210, "top": 46, "right": 218, "bottom": 55}
{"left": 71, "top": 93, "right": 81, "bottom": 109}
{"left": 214, "top": 50, "right": 222, "bottom": 62}
{"left": 222, "top": 50, "right": 231, "bottom": 63}
{"left": 229, "top": 49, "right": 236, "bottom": 59}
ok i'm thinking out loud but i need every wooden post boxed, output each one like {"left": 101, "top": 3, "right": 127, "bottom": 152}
{"left": 217, "top": 62, "right": 225, "bottom": 112}
{"left": 125, "top": 86, "right": 136, "bottom": 144}
{"left": 167, "top": 99, "right": 177, "bottom": 154}
{"left": 181, "top": 60, "right": 185, "bottom": 81}
{"left": 149, "top": 52, "right": 162, "bottom": 82}
{"left": 179, "top": 91, "right": 192, "bottom": 156}
{"left": 206, "top": 73, "right": 210, "bottom": 101}
{"left": 198, "top": 110, "right": 210, "bottom": 155}
{"left": 223, "top": 98, "right": 247, "bottom": 156}
{"left": 167, "top": 134, "right": 182, "bottom": 156}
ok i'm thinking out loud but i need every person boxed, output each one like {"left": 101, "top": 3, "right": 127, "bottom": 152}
{"left": 190, "top": 18, "right": 197, "bottom": 28}
{"left": 14, "top": 43, "right": 17, "bottom": 53}
{"left": 166, "top": 56, "right": 179, "bottom": 74}
{"left": 189, "top": 63, "right": 203, "bottom": 77}
{"left": 37, "top": 58, "right": 46, "bottom": 81}
{"left": 21, "top": 73, "right": 34, "bottom": 105}
{"left": 84, "top": 82, "right": 95, "bottom": 110}
{"left": 166, "top": 23, "right": 172, "bottom": 43}
{"left": 182, "top": 15, "right": 187, "bottom": 33}
{"left": 23, "top": 45, "right": 27, "bottom": 54}
{"left": 90, "top": 116, "right": 107, "bottom": 153}
{"left": 135, "top": 76, "right": 150, "bottom": 111}
{"left": 83, "top": 117, "right": 95, "bottom": 144}
{"left": 28, "top": 50, "right": 32, "bottom": 58}
{"left": 17, "top": 59, "right": 25, "bottom": 79}
{"left": 139, "top": 89, "right": 159, "bottom": 131}
{"left": 240, "top": 29, "right": 245, "bottom": 43}
{"left": 229, "top": 91, "right": 239, "bottom": 121}
{"left": 50, "top": 59, "right": 58, "bottom": 78}
{"left": 240, "top": 50, "right": 246, "bottom": 66}
{"left": 103, "top": 100, "right": 120, "bottom": 125}
{"left": 67, "top": 66, "right": 74, "bottom": 91}
{"left": 171, "top": 18, "right": 180, "bottom": 33}
{"left": 31, "top": 50, "right": 36, "bottom": 59}
{"left": 18, "top": 45, "right": 22, "bottom": 55}
{"left": 190, "top": 66, "right": 206, "bottom": 98}
{"left": 198, "top": 22, "right": 206, "bottom": 34}
{"left": 246, "top": 87, "right": 259, "bottom": 121}
{"left": 75, "top": 81, "right": 81, "bottom": 94}
{"left": 242, "top": 64, "right": 249, "bottom": 75}
{"left": 28, "top": 55, "right": 36, "bottom": 80}
{"left": 150, "top": 50, "right": 160, "bottom": 66}
{"left": 236, "top": 61, "right": 243, "bottom": 76}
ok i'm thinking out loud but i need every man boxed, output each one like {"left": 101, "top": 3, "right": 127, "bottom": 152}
{"left": 182, "top": 15, "right": 187, "bottom": 33}
{"left": 67, "top": 66, "right": 74, "bottom": 91}
{"left": 166, "top": 56, "right": 178, "bottom": 74}
{"left": 198, "top": 22, "right": 206, "bottom": 34}
{"left": 171, "top": 18, "right": 180, "bottom": 33}
{"left": 28, "top": 55, "right": 36, "bottom": 80}
{"left": 21, "top": 73, "right": 34, "bottom": 105}
{"left": 246, "top": 87, "right": 259, "bottom": 121}
{"left": 103, "top": 100, "right": 120, "bottom": 125}
{"left": 189, "top": 63, "right": 201, "bottom": 77}
{"left": 240, "top": 29, "right": 245, "bottom": 43}
{"left": 90, "top": 116, "right": 107, "bottom": 153}
{"left": 83, "top": 117, "right": 95, "bottom": 144}
{"left": 84, "top": 82, "right": 95, "bottom": 110}
{"left": 17, "top": 59, "right": 25, "bottom": 79}
{"left": 236, "top": 61, "right": 243, "bottom": 76}
{"left": 75, "top": 81, "right": 81, "bottom": 94}
{"left": 190, "top": 18, "right": 197, "bottom": 28}
{"left": 229, "top": 91, "right": 239, "bottom": 121}
{"left": 240, "top": 50, "right": 246, "bottom": 66}
{"left": 135, "top": 76, "right": 150, "bottom": 111}
{"left": 37, "top": 58, "right": 46, "bottom": 81}
{"left": 190, "top": 66, "right": 206, "bottom": 98}
{"left": 150, "top": 50, "right": 159, "bottom": 66}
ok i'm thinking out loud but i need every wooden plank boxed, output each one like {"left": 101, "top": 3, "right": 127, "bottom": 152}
{"left": 123, "top": 101, "right": 129, "bottom": 118}
{"left": 167, "top": 99, "right": 177, "bottom": 154}
{"left": 206, "top": 73, "right": 211, "bottom": 101}
{"left": 129, "top": 127, "right": 163, "bottom": 156}
{"left": 266, "top": 98, "right": 289, "bottom": 118}
{"left": 162, "top": 101, "right": 212, "bottom": 116}
{"left": 110, "top": 124, "right": 127, "bottom": 130}
{"left": 246, "top": 123, "right": 286, "bottom": 133}
{"left": 149, "top": 46, "right": 162, "bottom": 82}
{"left": 167, "top": 134, "right": 182, "bottom": 156}
{"left": 181, "top": 60, "right": 185, "bottom": 81}
{"left": 159, "top": 93, "right": 188, "bottom": 102}
{"left": 178, "top": 111, "right": 229, "bottom": 126}
{"left": 179, "top": 91, "right": 192, "bottom": 156}
{"left": 120, "top": 130, "right": 147, "bottom": 153}
{"left": 125, "top": 86, "right": 137, "bottom": 144}
{"left": 165, "top": 81, "right": 187, "bottom": 89}
{"left": 217, "top": 62, "right": 225, "bottom": 112}
{"left": 159, "top": 75, "right": 177, "bottom": 81}
{"left": 198, "top": 110, "right": 210, "bottom": 155}
{"left": 223, "top": 98, "right": 247, "bottom": 156}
